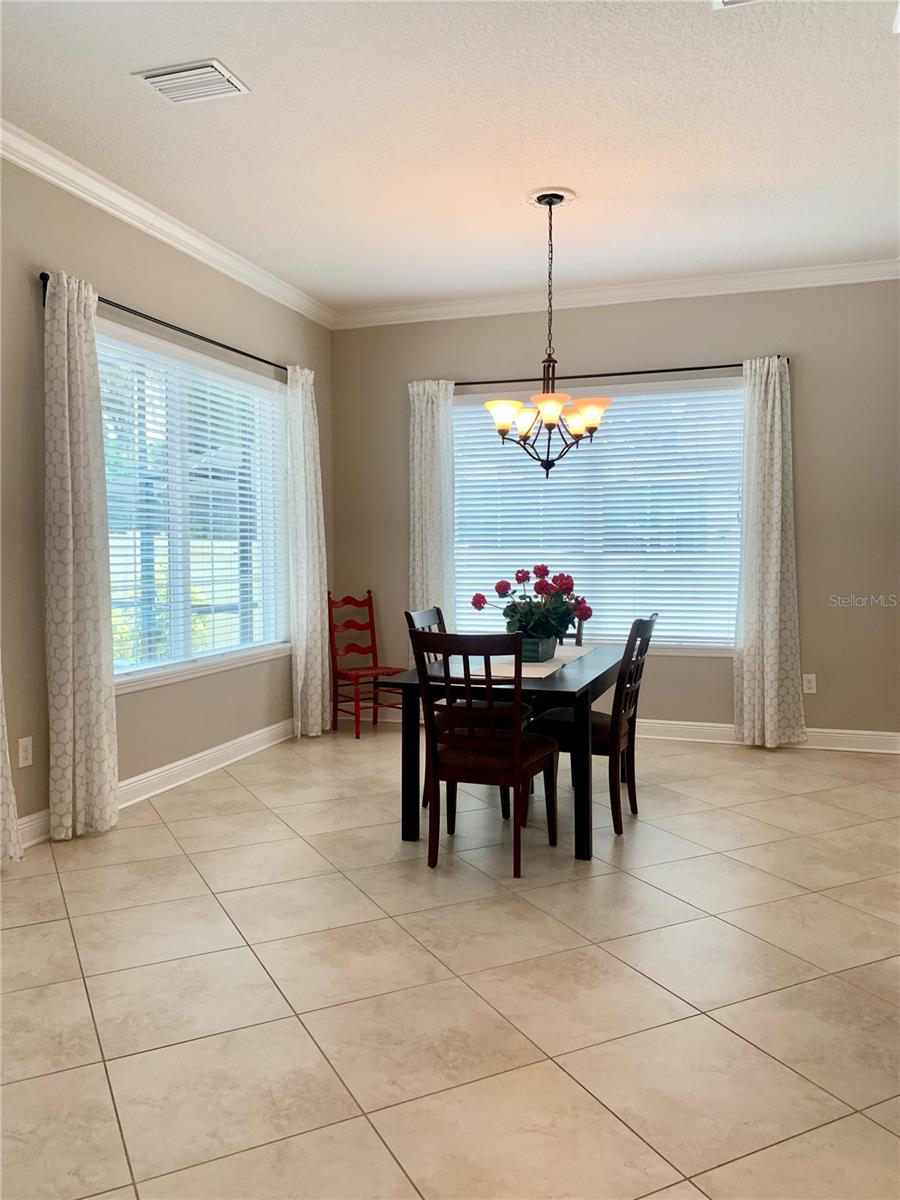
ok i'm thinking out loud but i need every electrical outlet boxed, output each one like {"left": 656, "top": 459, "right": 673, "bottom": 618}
{"left": 802, "top": 674, "right": 817, "bottom": 695}
{"left": 17, "top": 737, "right": 33, "bottom": 768}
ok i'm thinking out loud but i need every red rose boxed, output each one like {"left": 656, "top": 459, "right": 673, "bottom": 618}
{"left": 534, "top": 578, "right": 553, "bottom": 597}
{"left": 495, "top": 580, "right": 512, "bottom": 597}
{"left": 515, "top": 569, "right": 531, "bottom": 584}
{"left": 574, "top": 602, "right": 593, "bottom": 622}
{"left": 551, "top": 573, "right": 575, "bottom": 595}
{"left": 471, "top": 593, "right": 488, "bottom": 610}
{"left": 533, "top": 564, "right": 550, "bottom": 579}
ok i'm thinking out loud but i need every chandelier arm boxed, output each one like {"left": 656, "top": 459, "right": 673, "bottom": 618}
{"left": 517, "top": 440, "right": 542, "bottom": 463}
{"left": 546, "top": 202, "right": 554, "bottom": 359}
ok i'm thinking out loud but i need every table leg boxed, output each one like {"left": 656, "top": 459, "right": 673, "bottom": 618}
{"left": 401, "top": 688, "right": 420, "bottom": 842}
{"left": 571, "top": 691, "right": 593, "bottom": 860}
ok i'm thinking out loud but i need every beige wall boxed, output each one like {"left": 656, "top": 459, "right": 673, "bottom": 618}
{"left": 332, "top": 281, "right": 900, "bottom": 733}
{"left": 1, "top": 162, "right": 332, "bottom": 818}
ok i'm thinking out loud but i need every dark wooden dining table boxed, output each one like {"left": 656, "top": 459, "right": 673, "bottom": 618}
{"left": 393, "top": 642, "right": 626, "bottom": 861}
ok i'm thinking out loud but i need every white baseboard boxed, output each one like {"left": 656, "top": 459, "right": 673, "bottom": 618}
{"left": 637, "top": 718, "right": 900, "bottom": 754}
{"left": 18, "top": 719, "right": 295, "bottom": 847}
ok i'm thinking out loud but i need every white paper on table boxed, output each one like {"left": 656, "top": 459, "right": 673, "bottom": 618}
{"left": 464, "top": 642, "right": 593, "bottom": 679}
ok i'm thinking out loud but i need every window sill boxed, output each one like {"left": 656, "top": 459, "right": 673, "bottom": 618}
{"left": 114, "top": 641, "right": 292, "bottom": 696}
{"left": 583, "top": 639, "right": 734, "bottom": 659}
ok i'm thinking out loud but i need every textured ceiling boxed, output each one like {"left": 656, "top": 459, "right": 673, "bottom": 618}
{"left": 1, "top": 1, "right": 897, "bottom": 314}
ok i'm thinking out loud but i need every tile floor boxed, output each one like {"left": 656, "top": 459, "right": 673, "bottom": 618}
{"left": 2, "top": 730, "right": 899, "bottom": 1199}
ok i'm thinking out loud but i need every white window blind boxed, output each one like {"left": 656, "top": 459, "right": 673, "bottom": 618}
{"left": 453, "top": 381, "right": 744, "bottom": 647}
{"left": 97, "top": 326, "right": 289, "bottom": 676}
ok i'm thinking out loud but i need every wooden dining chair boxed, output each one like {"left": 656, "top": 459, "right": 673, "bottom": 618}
{"left": 404, "top": 608, "right": 534, "bottom": 821}
{"left": 558, "top": 619, "right": 584, "bottom": 646}
{"left": 528, "top": 614, "right": 657, "bottom": 836}
{"left": 328, "top": 590, "right": 405, "bottom": 737}
{"left": 409, "top": 629, "right": 559, "bottom": 878}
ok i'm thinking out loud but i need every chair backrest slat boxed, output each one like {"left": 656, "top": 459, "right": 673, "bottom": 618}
{"left": 610, "top": 613, "right": 658, "bottom": 741}
{"left": 329, "top": 590, "right": 380, "bottom": 671}
{"left": 404, "top": 607, "right": 447, "bottom": 663}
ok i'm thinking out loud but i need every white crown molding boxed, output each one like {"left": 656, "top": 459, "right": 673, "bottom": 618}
{"left": 3, "top": 120, "right": 897, "bottom": 334}
{"left": 0, "top": 122, "right": 337, "bottom": 329}
{"left": 333, "top": 258, "right": 900, "bottom": 329}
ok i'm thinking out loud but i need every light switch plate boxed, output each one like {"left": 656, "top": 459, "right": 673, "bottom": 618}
{"left": 802, "top": 674, "right": 817, "bottom": 695}
{"left": 17, "top": 737, "right": 33, "bottom": 768}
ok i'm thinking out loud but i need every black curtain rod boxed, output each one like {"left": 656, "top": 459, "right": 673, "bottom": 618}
{"left": 39, "top": 273, "right": 287, "bottom": 374}
{"left": 455, "top": 358, "right": 787, "bottom": 388}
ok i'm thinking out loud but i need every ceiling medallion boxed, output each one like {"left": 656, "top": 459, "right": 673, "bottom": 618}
{"left": 485, "top": 190, "right": 611, "bottom": 477}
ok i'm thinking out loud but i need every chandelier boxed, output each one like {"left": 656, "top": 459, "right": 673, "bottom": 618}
{"left": 484, "top": 191, "right": 611, "bottom": 476}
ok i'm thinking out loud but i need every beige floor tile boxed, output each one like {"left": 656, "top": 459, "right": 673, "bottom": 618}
{"left": 138, "top": 1116, "right": 418, "bottom": 1199}
{"left": 814, "top": 782, "right": 900, "bottom": 820}
{"left": 346, "top": 855, "right": 506, "bottom": 915}
{"left": 729, "top": 828, "right": 897, "bottom": 890}
{"left": 304, "top": 976, "right": 542, "bottom": 1110}
{"left": 459, "top": 841, "right": 614, "bottom": 890}
{"left": 865, "top": 1096, "right": 900, "bottom": 1136}
{"left": 73, "top": 894, "right": 242, "bottom": 975}
{"left": 695, "top": 1114, "right": 900, "bottom": 1200}
{"left": 88, "top": 946, "right": 291, "bottom": 1057}
{"left": 238, "top": 776, "right": 358, "bottom": 808}
{"left": 465, "top": 944, "right": 694, "bottom": 1055}
{"left": 371, "top": 1059, "right": 681, "bottom": 1199}
{"left": 632, "top": 853, "right": 806, "bottom": 913}
{"left": 0, "top": 840, "right": 55, "bottom": 879}
{"left": 1, "top": 978, "right": 100, "bottom": 1083}
{"left": 523, "top": 872, "right": 705, "bottom": 941}
{"left": 108, "top": 1017, "right": 358, "bottom": 1180}
{"left": 625, "top": 784, "right": 716, "bottom": 819}
{"left": 0, "top": 872, "right": 66, "bottom": 928}
{"left": 732, "top": 793, "right": 872, "bottom": 834}
{"left": 0, "top": 1063, "right": 130, "bottom": 1200}
{"left": 305, "top": 822, "right": 428, "bottom": 869}
{"left": 602, "top": 916, "right": 823, "bottom": 1009}
{"left": 114, "top": 799, "right": 163, "bottom": 828}
{"left": 591, "top": 822, "right": 709, "bottom": 868}
{"left": 647, "top": 809, "right": 793, "bottom": 851}
{"left": 329, "top": 763, "right": 403, "bottom": 793}
{"left": 792, "top": 751, "right": 900, "bottom": 785}
{"left": 155, "top": 767, "right": 237, "bottom": 793}
{"left": 434, "top": 806, "right": 556, "bottom": 851}
{"left": 634, "top": 753, "right": 737, "bottom": 785}
{"left": 274, "top": 794, "right": 399, "bottom": 835}
{"left": 721, "top": 893, "right": 900, "bottom": 971}
{"left": 91, "top": 1189, "right": 136, "bottom": 1200}
{"left": 666, "top": 772, "right": 790, "bottom": 807}
{"left": 0, "top": 919, "right": 79, "bottom": 993}
{"left": 559, "top": 1015, "right": 848, "bottom": 1176}
{"left": 713, "top": 975, "right": 900, "bottom": 1108}
{"left": 635, "top": 737, "right": 707, "bottom": 758}
{"left": 839, "top": 956, "right": 900, "bottom": 1006}
{"left": 188, "top": 838, "right": 335, "bottom": 891}
{"left": 51, "top": 826, "right": 182, "bottom": 872}
{"left": 255, "top": 918, "right": 451, "bottom": 1011}
{"left": 226, "top": 759, "right": 343, "bottom": 790}
{"left": 823, "top": 872, "right": 900, "bottom": 924}
{"left": 396, "top": 893, "right": 587, "bottom": 973}
{"left": 150, "top": 785, "right": 264, "bottom": 823}
{"left": 59, "top": 854, "right": 208, "bottom": 917}
{"left": 218, "top": 873, "right": 383, "bottom": 942}
{"left": 227, "top": 741, "right": 306, "bottom": 767}
{"left": 166, "top": 809, "right": 296, "bottom": 854}
{"left": 737, "top": 764, "right": 848, "bottom": 795}
{"left": 650, "top": 1186, "right": 706, "bottom": 1200}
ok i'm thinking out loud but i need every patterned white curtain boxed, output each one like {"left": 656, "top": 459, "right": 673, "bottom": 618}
{"left": 286, "top": 367, "right": 330, "bottom": 736}
{"left": 409, "top": 380, "right": 456, "bottom": 626}
{"left": 1, "top": 665, "right": 23, "bottom": 862}
{"left": 734, "top": 356, "right": 807, "bottom": 747}
{"left": 44, "top": 273, "right": 119, "bottom": 838}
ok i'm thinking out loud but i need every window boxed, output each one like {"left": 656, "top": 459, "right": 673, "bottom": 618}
{"left": 453, "top": 379, "right": 744, "bottom": 648}
{"left": 97, "top": 324, "right": 289, "bottom": 677}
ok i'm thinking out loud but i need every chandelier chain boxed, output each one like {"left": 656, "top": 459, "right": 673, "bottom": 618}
{"left": 546, "top": 202, "right": 554, "bottom": 359}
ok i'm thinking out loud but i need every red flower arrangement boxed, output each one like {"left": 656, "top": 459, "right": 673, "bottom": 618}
{"left": 470, "top": 567, "right": 593, "bottom": 640}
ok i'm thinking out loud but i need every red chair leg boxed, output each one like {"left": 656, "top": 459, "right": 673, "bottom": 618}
{"left": 331, "top": 676, "right": 339, "bottom": 733}
{"left": 499, "top": 787, "right": 510, "bottom": 820}
{"left": 353, "top": 681, "right": 361, "bottom": 739}
{"left": 372, "top": 684, "right": 379, "bottom": 727}
{"left": 446, "top": 781, "right": 457, "bottom": 836}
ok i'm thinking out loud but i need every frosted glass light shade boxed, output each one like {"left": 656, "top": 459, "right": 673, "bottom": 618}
{"left": 564, "top": 410, "right": 586, "bottom": 437}
{"left": 531, "top": 392, "right": 571, "bottom": 428}
{"left": 515, "top": 408, "right": 539, "bottom": 441}
{"left": 484, "top": 399, "right": 522, "bottom": 434}
{"left": 576, "top": 397, "right": 612, "bottom": 431}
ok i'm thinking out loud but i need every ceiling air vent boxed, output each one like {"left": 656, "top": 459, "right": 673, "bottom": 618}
{"left": 135, "top": 60, "right": 248, "bottom": 104}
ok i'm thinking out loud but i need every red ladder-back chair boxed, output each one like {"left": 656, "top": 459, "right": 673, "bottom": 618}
{"left": 328, "top": 590, "right": 405, "bottom": 737}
